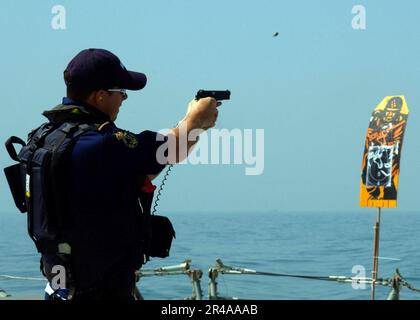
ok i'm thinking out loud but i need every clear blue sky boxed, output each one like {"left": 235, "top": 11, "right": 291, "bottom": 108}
{"left": 1, "top": 0, "right": 420, "bottom": 214}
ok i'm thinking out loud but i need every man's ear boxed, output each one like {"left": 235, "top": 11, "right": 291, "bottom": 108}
{"left": 96, "top": 90, "right": 107, "bottom": 103}
{"left": 87, "top": 90, "right": 106, "bottom": 106}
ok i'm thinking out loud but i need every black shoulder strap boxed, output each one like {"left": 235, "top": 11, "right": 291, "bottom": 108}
{"left": 5, "top": 136, "right": 26, "bottom": 162}
{"left": 48, "top": 123, "right": 95, "bottom": 168}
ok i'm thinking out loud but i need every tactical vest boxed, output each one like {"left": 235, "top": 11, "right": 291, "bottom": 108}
{"left": 5, "top": 121, "right": 99, "bottom": 254}
{"left": 4, "top": 104, "right": 116, "bottom": 255}
{"left": 4, "top": 104, "right": 175, "bottom": 262}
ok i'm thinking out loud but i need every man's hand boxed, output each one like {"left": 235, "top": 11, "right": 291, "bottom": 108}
{"left": 183, "top": 97, "right": 221, "bottom": 130}
{"left": 165, "top": 98, "right": 221, "bottom": 164}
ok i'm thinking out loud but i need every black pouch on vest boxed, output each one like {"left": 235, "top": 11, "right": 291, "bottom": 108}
{"left": 149, "top": 215, "right": 176, "bottom": 258}
{"left": 4, "top": 136, "right": 27, "bottom": 213}
{"left": 4, "top": 163, "right": 27, "bottom": 213}
{"left": 138, "top": 182, "right": 176, "bottom": 259}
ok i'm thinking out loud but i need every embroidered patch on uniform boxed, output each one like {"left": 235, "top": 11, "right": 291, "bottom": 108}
{"left": 114, "top": 131, "right": 138, "bottom": 148}
{"left": 114, "top": 131, "right": 125, "bottom": 141}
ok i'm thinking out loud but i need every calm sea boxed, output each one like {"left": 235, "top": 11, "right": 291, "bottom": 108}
{"left": 1, "top": 211, "right": 419, "bottom": 300}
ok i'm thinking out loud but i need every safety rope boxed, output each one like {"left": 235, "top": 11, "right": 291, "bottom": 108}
{"left": 217, "top": 268, "right": 387, "bottom": 285}
{"left": 0, "top": 275, "right": 45, "bottom": 281}
{"left": 401, "top": 281, "right": 420, "bottom": 293}
{"left": 214, "top": 259, "right": 387, "bottom": 285}
{"left": 216, "top": 264, "right": 420, "bottom": 296}
{"left": 396, "top": 269, "right": 420, "bottom": 293}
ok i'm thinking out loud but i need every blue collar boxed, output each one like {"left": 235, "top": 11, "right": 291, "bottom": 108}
{"left": 62, "top": 97, "right": 87, "bottom": 106}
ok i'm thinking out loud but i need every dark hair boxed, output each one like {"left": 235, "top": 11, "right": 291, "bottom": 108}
{"left": 64, "top": 70, "right": 94, "bottom": 102}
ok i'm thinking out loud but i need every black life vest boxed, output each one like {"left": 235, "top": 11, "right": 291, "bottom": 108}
{"left": 5, "top": 120, "right": 98, "bottom": 253}
{"left": 4, "top": 103, "right": 113, "bottom": 254}
{"left": 4, "top": 104, "right": 175, "bottom": 261}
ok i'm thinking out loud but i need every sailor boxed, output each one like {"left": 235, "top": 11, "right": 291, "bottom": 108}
{"left": 34, "top": 48, "right": 220, "bottom": 300}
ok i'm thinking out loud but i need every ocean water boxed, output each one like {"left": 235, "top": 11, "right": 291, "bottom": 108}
{"left": 1, "top": 211, "right": 419, "bottom": 300}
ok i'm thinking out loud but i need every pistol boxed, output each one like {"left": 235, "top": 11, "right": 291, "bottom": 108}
{"left": 195, "top": 90, "right": 231, "bottom": 101}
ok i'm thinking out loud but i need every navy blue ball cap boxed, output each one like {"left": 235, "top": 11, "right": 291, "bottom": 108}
{"left": 64, "top": 48, "right": 147, "bottom": 91}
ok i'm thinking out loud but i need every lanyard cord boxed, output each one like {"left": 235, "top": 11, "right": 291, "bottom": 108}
{"left": 151, "top": 120, "right": 186, "bottom": 214}
{"left": 152, "top": 164, "right": 173, "bottom": 214}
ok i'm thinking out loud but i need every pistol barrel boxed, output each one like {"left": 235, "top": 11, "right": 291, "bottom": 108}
{"left": 195, "top": 90, "right": 231, "bottom": 101}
